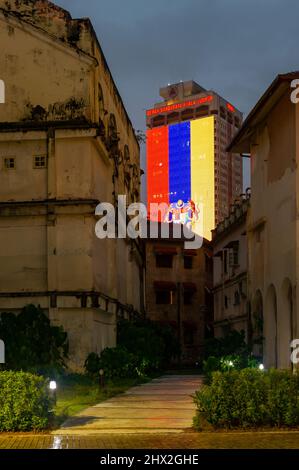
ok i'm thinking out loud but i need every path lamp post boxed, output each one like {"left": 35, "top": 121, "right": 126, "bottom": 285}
{"left": 99, "top": 369, "right": 105, "bottom": 390}
{"left": 49, "top": 380, "right": 57, "bottom": 405}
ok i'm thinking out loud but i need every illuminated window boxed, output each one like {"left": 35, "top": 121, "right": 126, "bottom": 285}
{"left": 156, "top": 254, "right": 173, "bottom": 268}
{"left": 4, "top": 157, "right": 15, "bottom": 169}
{"left": 33, "top": 155, "right": 47, "bottom": 168}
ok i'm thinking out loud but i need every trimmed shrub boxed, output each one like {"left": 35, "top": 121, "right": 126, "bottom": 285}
{"left": 85, "top": 346, "right": 146, "bottom": 379}
{"left": 203, "top": 354, "right": 259, "bottom": 383}
{"left": 194, "top": 368, "right": 299, "bottom": 429}
{"left": 117, "top": 319, "right": 180, "bottom": 369}
{"left": 0, "top": 371, "right": 52, "bottom": 431}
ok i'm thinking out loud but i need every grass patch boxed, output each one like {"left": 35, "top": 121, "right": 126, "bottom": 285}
{"left": 51, "top": 373, "right": 155, "bottom": 428}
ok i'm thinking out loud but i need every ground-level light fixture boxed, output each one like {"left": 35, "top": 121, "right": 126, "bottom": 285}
{"left": 49, "top": 380, "right": 57, "bottom": 390}
{"left": 49, "top": 380, "right": 57, "bottom": 406}
{"left": 258, "top": 364, "right": 265, "bottom": 371}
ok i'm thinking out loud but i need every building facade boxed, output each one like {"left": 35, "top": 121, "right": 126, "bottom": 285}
{"left": 0, "top": 0, "right": 143, "bottom": 370}
{"left": 145, "top": 224, "right": 213, "bottom": 363}
{"left": 228, "top": 72, "right": 299, "bottom": 370}
{"left": 146, "top": 80, "right": 243, "bottom": 239}
{"left": 212, "top": 193, "right": 250, "bottom": 341}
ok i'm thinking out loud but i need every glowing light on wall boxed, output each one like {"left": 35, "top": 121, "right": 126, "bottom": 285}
{"left": 226, "top": 102, "right": 235, "bottom": 112}
{"left": 147, "top": 116, "right": 215, "bottom": 240}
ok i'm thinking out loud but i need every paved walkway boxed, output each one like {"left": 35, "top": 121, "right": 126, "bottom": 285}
{"left": 53, "top": 375, "right": 203, "bottom": 435}
{"left": 0, "top": 374, "right": 298, "bottom": 449}
{"left": 0, "top": 432, "right": 299, "bottom": 449}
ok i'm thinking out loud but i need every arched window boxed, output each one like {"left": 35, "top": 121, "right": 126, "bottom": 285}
{"left": 98, "top": 83, "right": 105, "bottom": 117}
{"left": 124, "top": 145, "right": 130, "bottom": 162}
{"left": 108, "top": 114, "right": 118, "bottom": 145}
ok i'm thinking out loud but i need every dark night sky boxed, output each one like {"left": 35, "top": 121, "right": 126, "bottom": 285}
{"left": 56, "top": 0, "right": 299, "bottom": 194}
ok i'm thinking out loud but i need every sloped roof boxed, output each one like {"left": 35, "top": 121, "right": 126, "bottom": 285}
{"left": 227, "top": 72, "right": 299, "bottom": 153}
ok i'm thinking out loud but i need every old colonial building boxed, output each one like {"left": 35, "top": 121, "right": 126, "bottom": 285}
{"left": 228, "top": 72, "right": 299, "bottom": 369}
{"left": 0, "top": 0, "right": 143, "bottom": 370}
{"left": 145, "top": 223, "right": 213, "bottom": 363}
{"left": 212, "top": 193, "right": 250, "bottom": 340}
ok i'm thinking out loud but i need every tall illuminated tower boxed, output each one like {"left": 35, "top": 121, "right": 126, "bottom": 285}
{"left": 146, "top": 81, "right": 243, "bottom": 240}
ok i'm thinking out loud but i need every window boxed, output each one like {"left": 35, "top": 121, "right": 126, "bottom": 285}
{"left": 233, "top": 245, "right": 239, "bottom": 265}
{"left": 167, "top": 112, "right": 179, "bottom": 124}
{"left": 234, "top": 291, "right": 240, "bottom": 305}
{"left": 195, "top": 105, "right": 209, "bottom": 117}
{"left": 183, "top": 291, "right": 193, "bottom": 305}
{"left": 156, "top": 254, "right": 173, "bottom": 268}
{"left": 98, "top": 83, "right": 105, "bottom": 116}
{"left": 156, "top": 290, "right": 172, "bottom": 304}
{"left": 181, "top": 109, "right": 194, "bottom": 121}
{"left": 152, "top": 115, "right": 165, "bottom": 127}
{"left": 4, "top": 157, "right": 15, "bottom": 169}
{"left": 184, "top": 256, "right": 193, "bottom": 269}
{"left": 183, "top": 327, "right": 194, "bottom": 345}
{"left": 223, "top": 250, "right": 228, "bottom": 274}
{"left": 33, "top": 155, "right": 47, "bottom": 168}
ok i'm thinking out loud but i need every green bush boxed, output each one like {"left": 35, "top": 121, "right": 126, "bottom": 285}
{"left": 194, "top": 368, "right": 299, "bottom": 429}
{"left": 85, "top": 346, "right": 148, "bottom": 379}
{"left": 0, "top": 304, "right": 68, "bottom": 375}
{"left": 203, "top": 354, "right": 259, "bottom": 383}
{"left": 84, "top": 352, "right": 101, "bottom": 376}
{"left": 117, "top": 319, "right": 180, "bottom": 369}
{"left": 0, "top": 371, "right": 52, "bottom": 431}
{"left": 203, "top": 330, "right": 249, "bottom": 359}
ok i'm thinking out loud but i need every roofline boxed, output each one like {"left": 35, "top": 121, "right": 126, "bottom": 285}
{"left": 83, "top": 18, "right": 140, "bottom": 149}
{"left": 227, "top": 71, "right": 299, "bottom": 152}
{"left": 0, "top": 4, "right": 139, "bottom": 149}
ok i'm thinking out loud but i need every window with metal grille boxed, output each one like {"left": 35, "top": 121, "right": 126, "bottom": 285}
{"left": 4, "top": 157, "right": 15, "bottom": 169}
{"left": 33, "top": 155, "right": 47, "bottom": 169}
{"left": 156, "top": 290, "right": 172, "bottom": 305}
{"left": 156, "top": 254, "right": 173, "bottom": 268}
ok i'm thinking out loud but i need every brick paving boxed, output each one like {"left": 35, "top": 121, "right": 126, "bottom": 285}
{"left": 0, "top": 432, "right": 299, "bottom": 449}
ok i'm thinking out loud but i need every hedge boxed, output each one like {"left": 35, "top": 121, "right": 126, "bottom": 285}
{"left": 0, "top": 371, "right": 52, "bottom": 431}
{"left": 194, "top": 368, "right": 299, "bottom": 429}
